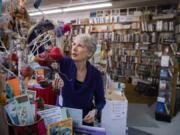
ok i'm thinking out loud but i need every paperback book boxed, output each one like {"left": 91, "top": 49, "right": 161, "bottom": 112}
{"left": 47, "top": 118, "right": 73, "bottom": 135}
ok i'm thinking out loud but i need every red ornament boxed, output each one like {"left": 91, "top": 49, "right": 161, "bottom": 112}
{"left": 49, "top": 47, "right": 63, "bottom": 60}
{"left": 63, "top": 24, "right": 71, "bottom": 33}
{"left": 9, "top": 53, "right": 18, "bottom": 62}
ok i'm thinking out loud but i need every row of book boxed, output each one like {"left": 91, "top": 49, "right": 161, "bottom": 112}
{"left": 156, "top": 21, "right": 174, "bottom": 32}
{"left": 158, "top": 33, "right": 175, "bottom": 43}
{"left": 114, "top": 33, "right": 157, "bottom": 43}
{"left": 72, "top": 16, "right": 140, "bottom": 25}
{"left": 141, "top": 21, "right": 175, "bottom": 32}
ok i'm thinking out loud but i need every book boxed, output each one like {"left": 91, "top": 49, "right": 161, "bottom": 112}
{"left": 4, "top": 99, "right": 19, "bottom": 125}
{"left": 38, "top": 107, "right": 67, "bottom": 127}
{"left": 161, "top": 55, "right": 169, "bottom": 67}
{"left": 160, "top": 69, "right": 169, "bottom": 78}
{"left": 26, "top": 90, "right": 36, "bottom": 102}
{"left": 65, "top": 107, "right": 83, "bottom": 126}
{"left": 159, "top": 80, "right": 167, "bottom": 90}
{"left": 47, "top": 118, "right": 73, "bottom": 135}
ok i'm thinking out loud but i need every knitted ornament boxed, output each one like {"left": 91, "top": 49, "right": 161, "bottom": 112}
{"left": 63, "top": 24, "right": 71, "bottom": 33}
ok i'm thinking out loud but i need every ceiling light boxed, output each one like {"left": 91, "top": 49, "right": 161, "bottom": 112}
{"left": 63, "top": 2, "right": 112, "bottom": 12}
{"left": 43, "top": 9, "right": 63, "bottom": 14}
{"left": 29, "top": 2, "right": 112, "bottom": 16}
{"left": 29, "top": 12, "right": 42, "bottom": 16}
{"left": 29, "top": 9, "right": 63, "bottom": 16}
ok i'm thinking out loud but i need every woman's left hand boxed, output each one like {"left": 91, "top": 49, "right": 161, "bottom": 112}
{"left": 83, "top": 109, "right": 97, "bottom": 123}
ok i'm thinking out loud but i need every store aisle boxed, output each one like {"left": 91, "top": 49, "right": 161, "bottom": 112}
{"left": 128, "top": 103, "right": 180, "bottom": 135}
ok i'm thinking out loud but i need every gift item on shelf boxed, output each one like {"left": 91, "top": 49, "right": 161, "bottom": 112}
{"left": 3, "top": 93, "right": 47, "bottom": 135}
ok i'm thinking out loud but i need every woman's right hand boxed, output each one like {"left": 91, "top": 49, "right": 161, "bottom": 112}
{"left": 52, "top": 73, "right": 64, "bottom": 91}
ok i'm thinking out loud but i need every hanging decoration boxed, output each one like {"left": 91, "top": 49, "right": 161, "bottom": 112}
{"left": 33, "top": 0, "right": 42, "bottom": 9}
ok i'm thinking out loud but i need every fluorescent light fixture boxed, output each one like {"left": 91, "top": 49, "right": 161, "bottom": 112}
{"left": 29, "top": 9, "right": 63, "bottom": 16}
{"left": 63, "top": 2, "right": 112, "bottom": 12}
{"left": 44, "top": 9, "right": 62, "bottom": 14}
{"left": 29, "top": 12, "right": 42, "bottom": 16}
{"left": 29, "top": 2, "right": 112, "bottom": 16}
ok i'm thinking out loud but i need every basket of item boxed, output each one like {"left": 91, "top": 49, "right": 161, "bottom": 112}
{"left": 5, "top": 113, "right": 46, "bottom": 135}
{"left": 3, "top": 94, "right": 46, "bottom": 135}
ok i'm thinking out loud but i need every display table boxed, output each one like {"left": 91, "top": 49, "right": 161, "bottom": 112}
{"left": 28, "top": 86, "right": 57, "bottom": 105}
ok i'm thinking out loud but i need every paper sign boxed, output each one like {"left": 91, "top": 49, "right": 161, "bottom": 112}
{"left": 110, "top": 101, "right": 126, "bottom": 119}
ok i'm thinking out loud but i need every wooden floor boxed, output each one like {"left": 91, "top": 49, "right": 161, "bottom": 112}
{"left": 125, "top": 83, "right": 156, "bottom": 105}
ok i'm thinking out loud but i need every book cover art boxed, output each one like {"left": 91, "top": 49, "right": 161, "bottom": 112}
{"left": 159, "top": 80, "right": 168, "bottom": 90}
{"left": 26, "top": 90, "right": 36, "bottom": 102}
{"left": 160, "top": 69, "right": 169, "bottom": 78}
{"left": 161, "top": 55, "right": 169, "bottom": 67}
{"left": 38, "top": 107, "right": 67, "bottom": 127}
{"left": 47, "top": 118, "right": 73, "bottom": 135}
{"left": 15, "top": 95, "right": 34, "bottom": 125}
{"left": 4, "top": 99, "right": 19, "bottom": 125}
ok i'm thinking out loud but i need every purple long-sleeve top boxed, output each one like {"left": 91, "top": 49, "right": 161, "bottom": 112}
{"left": 59, "top": 57, "right": 106, "bottom": 117}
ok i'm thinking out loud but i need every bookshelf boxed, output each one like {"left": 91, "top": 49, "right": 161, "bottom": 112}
{"left": 71, "top": 4, "right": 180, "bottom": 121}
{"left": 71, "top": 4, "right": 178, "bottom": 84}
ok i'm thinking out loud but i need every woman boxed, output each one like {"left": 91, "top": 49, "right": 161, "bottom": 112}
{"left": 54, "top": 34, "right": 106, "bottom": 126}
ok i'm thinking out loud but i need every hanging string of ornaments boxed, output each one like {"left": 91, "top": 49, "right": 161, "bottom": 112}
{"left": 0, "top": 0, "right": 71, "bottom": 104}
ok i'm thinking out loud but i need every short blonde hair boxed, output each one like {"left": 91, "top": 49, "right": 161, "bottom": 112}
{"left": 74, "top": 34, "right": 97, "bottom": 56}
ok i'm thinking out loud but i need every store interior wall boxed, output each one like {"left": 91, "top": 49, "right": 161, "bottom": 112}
{"left": 29, "top": 0, "right": 179, "bottom": 23}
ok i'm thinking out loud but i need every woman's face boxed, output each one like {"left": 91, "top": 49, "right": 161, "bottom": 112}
{"left": 71, "top": 40, "right": 90, "bottom": 61}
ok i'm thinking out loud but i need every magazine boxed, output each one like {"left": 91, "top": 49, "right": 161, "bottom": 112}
{"left": 47, "top": 118, "right": 73, "bottom": 135}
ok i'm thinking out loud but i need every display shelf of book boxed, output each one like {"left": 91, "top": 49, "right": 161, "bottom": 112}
{"left": 71, "top": 9, "right": 177, "bottom": 84}
{"left": 155, "top": 55, "right": 179, "bottom": 122}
